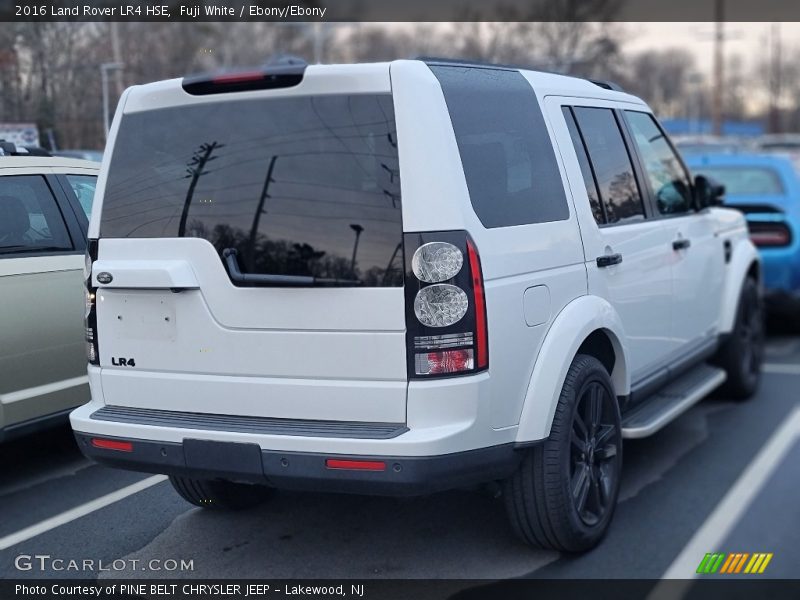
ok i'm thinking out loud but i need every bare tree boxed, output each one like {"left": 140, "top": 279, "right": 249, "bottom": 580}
{"left": 724, "top": 53, "right": 747, "bottom": 122}
{"left": 623, "top": 49, "right": 698, "bottom": 117}
{"left": 1, "top": 15, "right": 630, "bottom": 150}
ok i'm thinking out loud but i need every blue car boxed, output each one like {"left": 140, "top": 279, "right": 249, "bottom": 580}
{"left": 685, "top": 153, "right": 800, "bottom": 317}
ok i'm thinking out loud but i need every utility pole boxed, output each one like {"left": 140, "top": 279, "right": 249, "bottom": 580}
{"left": 179, "top": 141, "right": 222, "bottom": 237}
{"left": 109, "top": 22, "right": 124, "bottom": 95}
{"left": 349, "top": 224, "right": 364, "bottom": 275}
{"left": 312, "top": 23, "right": 323, "bottom": 63}
{"left": 381, "top": 242, "right": 402, "bottom": 285}
{"left": 100, "top": 62, "right": 124, "bottom": 140}
{"left": 246, "top": 155, "right": 278, "bottom": 269}
{"left": 768, "top": 23, "right": 782, "bottom": 134}
{"left": 711, "top": 0, "right": 725, "bottom": 136}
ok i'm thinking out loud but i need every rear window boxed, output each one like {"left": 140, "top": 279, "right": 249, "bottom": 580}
{"left": 65, "top": 174, "right": 97, "bottom": 219}
{"left": 698, "top": 167, "right": 785, "bottom": 196}
{"left": 430, "top": 66, "right": 569, "bottom": 228}
{"left": 101, "top": 94, "right": 403, "bottom": 287}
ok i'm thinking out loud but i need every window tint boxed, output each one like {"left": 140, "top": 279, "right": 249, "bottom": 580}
{"left": 563, "top": 107, "right": 604, "bottom": 225}
{"left": 573, "top": 107, "right": 645, "bottom": 224}
{"left": 101, "top": 94, "right": 402, "bottom": 287}
{"left": 0, "top": 176, "right": 72, "bottom": 255}
{"left": 431, "top": 66, "right": 569, "bottom": 228}
{"left": 625, "top": 111, "right": 692, "bottom": 215}
{"left": 697, "top": 167, "right": 785, "bottom": 195}
{"left": 65, "top": 174, "right": 97, "bottom": 219}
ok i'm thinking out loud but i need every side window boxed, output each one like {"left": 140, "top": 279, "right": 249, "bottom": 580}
{"left": 430, "top": 66, "right": 570, "bottom": 228}
{"left": 64, "top": 174, "right": 97, "bottom": 219}
{"left": 572, "top": 107, "right": 645, "bottom": 225}
{"left": 0, "top": 176, "right": 73, "bottom": 255}
{"left": 625, "top": 111, "right": 692, "bottom": 215}
{"left": 563, "top": 107, "right": 605, "bottom": 225}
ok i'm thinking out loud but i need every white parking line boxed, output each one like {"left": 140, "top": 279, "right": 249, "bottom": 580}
{"left": 0, "top": 475, "right": 167, "bottom": 551}
{"left": 648, "top": 407, "right": 800, "bottom": 595}
{"left": 763, "top": 362, "right": 800, "bottom": 376}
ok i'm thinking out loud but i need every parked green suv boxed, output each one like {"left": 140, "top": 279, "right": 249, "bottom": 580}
{"left": 0, "top": 153, "right": 98, "bottom": 441}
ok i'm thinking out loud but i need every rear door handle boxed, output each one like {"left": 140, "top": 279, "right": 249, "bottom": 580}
{"left": 672, "top": 238, "right": 691, "bottom": 251}
{"left": 596, "top": 253, "right": 623, "bottom": 268}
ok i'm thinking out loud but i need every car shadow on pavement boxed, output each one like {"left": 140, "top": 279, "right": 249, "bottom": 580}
{"left": 101, "top": 486, "right": 557, "bottom": 579}
{"left": 0, "top": 424, "right": 86, "bottom": 496}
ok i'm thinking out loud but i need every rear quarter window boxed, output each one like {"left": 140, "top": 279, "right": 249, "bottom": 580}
{"left": 430, "top": 66, "right": 570, "bottom": 228}
{"left": 64, "top": 174, "right": 97, "bottom": 219}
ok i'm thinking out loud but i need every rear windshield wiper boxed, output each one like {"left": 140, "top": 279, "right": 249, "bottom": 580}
{"left": 222, "top": 248, "right": 362, "bottom": 287}
{"left": 0, "top": 245, "right": 69, "bottom": 254}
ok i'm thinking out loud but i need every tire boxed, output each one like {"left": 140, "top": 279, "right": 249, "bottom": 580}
{"left": 713, "top": 277, "right": 764, "bottom": 400}
{"left": 169, "top": 476, "right": 274, "bottom": 510}
{"left": 503, "top": 354, "right": 623, "bottom": 552}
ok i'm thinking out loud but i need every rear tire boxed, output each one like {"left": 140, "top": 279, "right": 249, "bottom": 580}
{"left": 169, "top": 476, "right": 274, "bottom": 510}
{"left": 503, "top": 354, "right": 622, "bottom": 552}
{"left": 714, "top": 277, "right": 764, "bottom": 400}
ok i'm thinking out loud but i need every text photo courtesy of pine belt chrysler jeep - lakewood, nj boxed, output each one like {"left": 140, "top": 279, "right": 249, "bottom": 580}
{"left": 69, "top": 58, "right": 763, "bottom": 552}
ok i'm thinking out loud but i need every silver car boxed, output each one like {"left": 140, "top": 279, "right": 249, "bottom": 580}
{"left": 0, "top": 155, "right": 98, "bottom": 441}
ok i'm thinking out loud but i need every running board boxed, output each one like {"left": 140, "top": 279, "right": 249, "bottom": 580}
{"left": 621, "top": 364, "right": 727, "bottom": 439}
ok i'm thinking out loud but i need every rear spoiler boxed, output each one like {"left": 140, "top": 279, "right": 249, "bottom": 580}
{"left": 182, "top": 57, "right": 307, "bottom": 96}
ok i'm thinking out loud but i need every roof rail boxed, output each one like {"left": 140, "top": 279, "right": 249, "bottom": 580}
{"left": 416, "top": 56, "right": 626, "bottom": 93}
{"left": 417, "top": 56, "right": 521, "bottom": 72}
{"left": 0, "top": 140, "right": 52, "bottom": 157}
{"left": 589, "top": 79, "right": 625, "bottom": 92}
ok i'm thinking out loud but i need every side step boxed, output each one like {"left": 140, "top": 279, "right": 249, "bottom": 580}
{"left": 621, "top": 364, "right": 727, "bottom": 439}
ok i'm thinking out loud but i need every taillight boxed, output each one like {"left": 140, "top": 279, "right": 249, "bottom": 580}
{"left": 85, "top": 239, "right": 99, "bottom": 365}
{"left": 748, "top": 222, "right": 792, "bottom": 247}
{"left": 415, "top": 349, "right": 475, "bottom": 376}
{"left": 466, "top": 238, "right": 488, "bottom": 370}
{"left": 92, "top": 438, "right": 133, "bottom": 452}
{"left": 404, "top": 231, "right": 488, "bottom": 378}
{"left": 325, "top": 459, "right": 386, "bottom": 471}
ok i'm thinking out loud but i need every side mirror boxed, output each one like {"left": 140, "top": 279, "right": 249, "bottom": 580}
{"left": 694, "top": 174, "right": 725, "bottom": 209}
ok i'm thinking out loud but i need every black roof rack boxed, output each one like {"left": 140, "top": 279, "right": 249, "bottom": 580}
{"left": 589, "top": 79, "right": 624, "bottom": 92}
{"left": 0, "top": 140, "right": 51, "bottom": 157}
{"left": 417, "top": 56, "right": 519, "bottom": 71}
{"left": 416, "top": 56, "right": 626, "bottom": 93}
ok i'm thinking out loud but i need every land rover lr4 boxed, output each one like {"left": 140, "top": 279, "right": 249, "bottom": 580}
{"left": 71, "top": 59, "right": 763, "bottom": 551}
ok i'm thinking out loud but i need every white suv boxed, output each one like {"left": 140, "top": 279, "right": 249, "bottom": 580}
{"left": 70, "top": 59, "right": 763, "bottom": 551}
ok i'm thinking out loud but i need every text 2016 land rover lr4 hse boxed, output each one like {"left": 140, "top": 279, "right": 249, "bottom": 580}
{"left": 71, "top": 59, "right": 763, "bottom": 551}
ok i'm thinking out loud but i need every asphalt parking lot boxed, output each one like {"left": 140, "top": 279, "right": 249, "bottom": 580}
{"left": 1, "top": 336, "right": 798, "bottom": 586}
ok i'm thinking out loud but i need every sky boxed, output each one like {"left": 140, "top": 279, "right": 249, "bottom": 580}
{"left": 627, "top": 22, "right": 800, "bottom": 75}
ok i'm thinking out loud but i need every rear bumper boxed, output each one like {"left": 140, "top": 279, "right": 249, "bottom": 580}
{"left": 72, "top": 431, "right": 523, "bottom": 496}
{"left": 759, "top": 249, "right": 800, "bottom": 296}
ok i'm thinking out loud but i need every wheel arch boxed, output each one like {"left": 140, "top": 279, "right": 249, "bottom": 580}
{"left": 515, "top": 295, "right": 629, "bottom": 443}
{"left": 719, "top": 239, "right": 761, "bottom": 335}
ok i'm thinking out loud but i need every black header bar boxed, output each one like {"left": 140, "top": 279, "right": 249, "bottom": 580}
{"left": 4, "top": 0, "right": 800, "bottom": 22}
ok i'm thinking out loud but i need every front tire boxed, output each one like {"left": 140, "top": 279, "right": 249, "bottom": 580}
{"left": 714, "top": 277, "right": 764, "bottom": 400}
{"left": 504, "top": 354, "right": 622, "bottom": 552}
{"left": 169, "top": 476, "right": 274, "bottom": 510}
